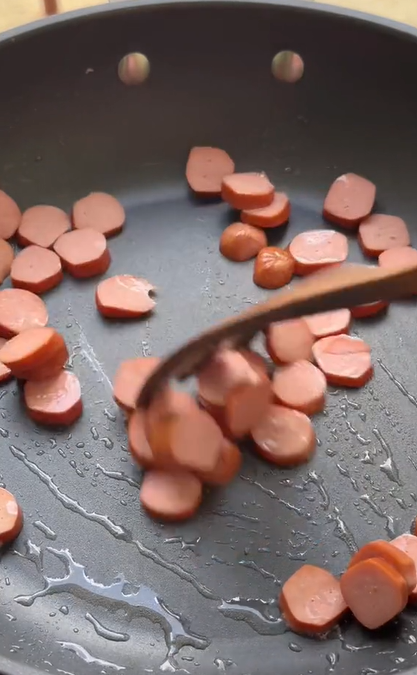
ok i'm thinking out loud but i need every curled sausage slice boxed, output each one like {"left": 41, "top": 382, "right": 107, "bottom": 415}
{"left": 0, "top": 327, "right": 68, "bottom": 381}
{"left": 219, "top": 223, "right": 267, "bottom": 262}
{"left": 391, "top": 534, "right": 417, "bottom": 603}
{"left": 113, "top": 356, "right": 160, "bottom": 413}
{"left": 304, "top": 309, "right": 351, "bottom": 339}
{"left": 0, "top": 289, "right": 48, "bottom": 339}
{"left": 186, "top": 147, "right": 235, "bottom": 197}
{"left": 350, "top": 300, "right": 388, "bottom": 319}
{"left": 0, "top": 488, "right": 23, "bottom": 544}
{"left": 289, "top": 230, "right": 348, "bottom": 275}
{"left": 96, "top": 275, "right": 156, "bottom": 318}
{"left": 266, "top": 318, "right": 314, "bottom": 364}
{"left": 72, "top": 192, "right": 125, "bottom": 237}
{"left": 0, "top": 190, "right": 21, "bottom": 240}
{"left": 348, "top": 540, "right": 416, "bottom": 594}
{"left": 251, "top": 404, "right": 316, "bottom": 466}
{"left": 241, "top": 192, "right": 290, "bottom": 229}
{"left": 140, "top": 469, "right": 203, "bottom": 522}
{"left": 24, "top": 371, "right": 82, "bottom": 426}
{"left": 340, "top": 557, "right": 408, "bottom": 630}
{"left": 11, "top": 245, "right": 63, "bottom": 294}
{"left": 323, "top": 173, "right": 376, "bottom": 229}
{"left": 279, "top": 565, "right": 347, "bottom": 635}
{"left": 196, "top": 438, "right": 242, "bottom": 486}
{"left": 359, "top": 214, "right": 410, "bottom": 258}
{"left": 0, "top": 338, "right": 12, "bottom": 384}
{"left": 253, "top": 247, "right": 295, "bottom": 289}
{"left": 221, "top": 173, "right": 275, "bottom": 210}
{"left": 0, "top": 239, "right": 14, "bottom": 285}
{"left": 312, "top": 335, "right": 372, "bottom": 388}
{"left": 18, "top": 205, "right": 71, "bottom": 248}
{"left": 53, "top": 228, "right": 110, "bottom": 278}
{"left": 272, "top": 360, "right": 327, "bottom": 416}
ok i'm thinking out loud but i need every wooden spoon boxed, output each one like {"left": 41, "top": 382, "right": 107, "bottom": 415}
{"left": 138, "top": 263, "right": 417, "bottom": 408}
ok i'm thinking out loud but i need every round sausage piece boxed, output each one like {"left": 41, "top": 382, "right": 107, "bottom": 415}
{"left": 140, "top": 469, "right": 203, "bottom": 522}
{"left": 241, "top": 192, "right": 290, "bottom": 229}
{"left": 198, "top": 349, "right": 266, "bottom": 407}
{"left": 251, "top": 404, "right": 316, "bottom": 466}
{"left": 358, "top": 214, "right": 410, "bottom": 257}
{"left": 391, "top": 534, "right": 417, "bottom": 603}
{"left": 0, "top": 239, "right": 14, "bottom": 285}
{"left": 0, "top": 338, "right": 12, "bottom": 384}
{"left": 197, "top": 438, "right": 242, "bottom": 486}
{"left": 53, "top": 228, "right": 110, "bottom": 278}
{"left": 17, "top": 205, "right": 71, "bottom": 248}
{"left": 221, "top": 173, "right": 275, "bottom": 210}
{"left": 219, "top": 223, "right": 267, "bottom": 262}
{"left": 24, "top": 370, "right": 82, "bottom": 426}
{"left": 379, "top": 246, "right": 417, "bottom": 272}
{"left": 348, "top": 540, "right": 416, "bottom": 594}
{"left": 0, "top": 327, "right": 68, "bottom": 381}
{"left": 266, "top": 318, "right": 314, "bottom": 364}
{"left": 0, "top": 488, "right": 23, "bottom": 544}
{"left": 128, "top": 410, "right": 156, "bottom": 469}
{"left": 280, "top": 565, "right": 347, "bottom": 635}
{"left": 304, "top": 309, "right": 351, "bottom": 339}
{"left": 72, "top": 192, "right": 125, "bottom": 238}
{"left": 11, "top": 245, "right": 63, "bottom": 294}
{"left": 113, "top": 356, "right": 161, "bottom": 413}
{"left": 253, "top": 247, "right": 295, "bottom": 289}
{"left": 0, "top": 190, "right": 21, "bottom": 240}
{"left": 289, "top": 230, "right": 348, "bottom": 275}
{"left": 96, "top": 275, "right": 156, "bottom": 318}
{"left": 323, "top": 173, "right": 376, "bottom": 229}
{"left": 186, "top": 147, "right": 235, "bottom": 197}
{"left": 0, "top": 289, "right": 48, "bottom": 339}
{"left": 272, "top": 360, "right": 327, "bottom": 416}
{"left": 313, "top": 335, "right": 372, "bottom": 388}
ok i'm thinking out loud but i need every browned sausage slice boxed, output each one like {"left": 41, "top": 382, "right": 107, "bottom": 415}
{"left": 340, "top": 557, "right": 408, "bottom": 629}
{"left": 359, "top": 214, "right": 410, "bottom": 257}
{"left": 0, "top": 327, "right": 68, "bottom": 381}
{"left": 72, "top": 192, "right": 125, "bottom": 237}
{"left": 140, "top": 469, "right": 203, "bottom": 521}
{"left": 219, "top": 223, "right": 267, "bottom": 262}
{"left": 323, "top": 173, "right": 376, "bottom": 229}
{"left": 197, "top": 438, "right": 242, "bottom": 485}
{"left": 253, "top": 247, "right": 295, "bottom": 289}
{"left": 11, "top": 245, "right": 63, "bottom": 294}
{"left": 222, "top": 173, "right": 275, "bottom": 210}
{"left": 17, "top": 205, "right": 71, "bottom": 248}
{"left": 391, "top": 534, "right": 417, "bottom": 603}
{"left": 251, "top": 404, "right": 316, "bottom": 466}
{"left": 312, "top": 335, "right": 372, "bottom": 387}
{"left": 0, "top": 239, "right": 14, "bottom": 285}
{"left": 0, "top": 488, "right": 23, "bottom": 544}
{"left": 272, "top": 360, "right": 327, "bottom": 415}
{"left": 0, "top": 338, "right": 12, "bottom": 384}
{"left": 186, "top": 147, "right": 235, "bottom": 197}
{"left": 113, "top": 356, "right": 160, "bottom": 413}
{"left": 0, "top": 191, "right": 21, "bottom": 240}
{"left": 0, "top": 289, "right": 48, "bottom": 338}
{"left": 53, "top": 228, "right": 110, "bottom": 278}
{"left": 348, "top": 540, "right": 416, "bottom": 593}
{"left": 304, "top": 309, "right": 351, "bottom": 339}
{"left": 279, "top": 565, "right": 347, "bottom": 634}
{"left": 266, "top": 318, "right": 314, "bottom": 364}
{"left": 96, "top": 275, "right": 156, "bottom": 318}
{"left": 289, "top": 230, "right": 348, "bottom": 275}
{"left": 24, "top": 371, "right": 82, "bottom": 426}
{"left": 241, "top": 192, "right": 290, "bottom": 229}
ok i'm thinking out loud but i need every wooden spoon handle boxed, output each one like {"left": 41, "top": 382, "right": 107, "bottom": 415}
{"left": 138, "top": 263, "right": 417, "bottom": 408}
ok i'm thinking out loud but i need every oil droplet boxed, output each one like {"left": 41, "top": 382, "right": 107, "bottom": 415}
{"left": 33, "top": 520, "right": 57, "bottom": 541}
{"left": 102, "top": 437, "right": 114, "bottom": 450}
{"left": 378, "top": 359, "right": 417, "bottom": 407}
{"left": 219, "top": 597, "right": 285, "bottom": 636}
{"left": 373, "top": 428, "right": 402, "bottom": 486}
{"left": 90, "top": 427, "right": 99, "bottom": 441}
{"left": 58, "top": 641, "right": 125, "bottom": 671}
{"left": 328, "top": 507, "right": 357, "bottom": 553}
{"left": 164, "top": 536, "right": 201, "bottom": 552}
{"left": 96, "top": 464, "right": 141, "bottom": 489}
{"left": 59, "top": 605, "right": 69, "bottom": 615}
{"left": 288, "top": 642, "right": 302, "bottom": 652}
{"left": 103, "top": 409, "right": 117, "bottom": 422}
{"left": 336, "top": 464, "right": 359, "bottom": 492}
{"left": 238, "top": 560, "right": 280, "bottom": 585}
{"left": 360, "top": 494, "right": 396, "bottom": 538}
{"left": 85, "top": 612, "right": 129, "bottom": 642}
{"left": 0, "top": 427, "right": 9, "bottom": 438}
{"left": 304, "top": 471, "right": 330, "bottom": 509}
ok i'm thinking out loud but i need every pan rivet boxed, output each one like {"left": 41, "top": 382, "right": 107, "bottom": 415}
{"left": 118, "top": 53, "right": 150, "bottom": 85}
{"left": 271, "top": 51, "right": 304, "bottom": 83}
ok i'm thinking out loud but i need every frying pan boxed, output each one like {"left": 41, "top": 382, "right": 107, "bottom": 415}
{"left": 1, "top": 1, "right": 417, "bottom": 673}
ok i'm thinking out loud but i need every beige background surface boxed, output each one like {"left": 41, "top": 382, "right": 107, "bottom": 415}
{"left": 0, "top": 0, "right": 416, "bottom": 35}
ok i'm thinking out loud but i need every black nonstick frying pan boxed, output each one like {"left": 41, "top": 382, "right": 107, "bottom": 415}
{"left": 1, "top": 1, "right": 417, "bottom": 673}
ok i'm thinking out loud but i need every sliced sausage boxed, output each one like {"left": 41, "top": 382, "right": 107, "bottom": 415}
{"left": 0, "top": 338, "right": 12, "bottom": 384}
{"left": 304, "top": 309, "right": 351, "bottom": 339}
{"left": 186, "top": 147, "right": 235, "bottom": 197}
{"left": 24, "top": 370, "right": 82, "bottom": 426}
{"left": 53, "top": 228, "right": 110, "bottom": 278}
{"left": 241, "top": 192, "right": 290, "bottom": 229}
{"left": 140, "top": 469, "right": 203, "bottom": 522}
{"left": 72, "top": 192, "right": 125, "bottom": 238}
{"left": 96, "top": 275, "right": 155, "bottom": 318}
{"left": 312, "top": 335, "right": 372, "bottom": 388}
{"left": 391, "top": 534, "right": 417, "bottom": 603}
{"left": 0, "top": 239, "right": 14, "bottom": 285}
{"left": 0, "top": 488, "right": 23, "bottom": 544}
{"left": 225, "top": 377, "right": 272, "bottom": 439}
{"left": 358, "top": 214, "right": 410, "bottom": 258}
{"left": 198, "top": 349, "right": 264, "bottom": 406}
{"left": 17, "top": 205, "right": 71, "bottom": 248}
{"left": 289, "top": 230, "right": 348, "bottom": 275}
{"left": 221, "top": 173, "right": 275, "bottom": 210}
{"left": 323, "top": 173, "right": 376, "bottom": 229}
{"left": 0, "top": 327, "right": 68, "bottom": 381}
{"left": 0, "top": 289, "right": 48, "bottom": 339}
{"left": 239, "top": 349, "right": 269, "bottom": 377}
{"left": 348, "top": 540, "right": 416, "bottom": 594}
{"left": 279, "top": 565, "right": 347, "bottom": 635}
{"left": 272, "top": 360, "right": 327, "bottom": 416}
{"left": 350, "top": 300, "right": 388, "bottom": 319}
{"left": 128, "top": 409, "right": 157, "bottom": 469}
{"left": 219, "top": 223, "right": 267, "bottom": 262}
{"left": 11, "top": 245, "right": 63, "bottom": 294}
{"left": 253, "top": 247, "right": 295, "bottom": 289}
{"left": 340, "top": 557, "right": 408, "bottom": 630}
{"left": 113, "top": 356, "right": 160, "bottom": 413}
{"left": 379, "top": 245, "right": 417, "bottom": 272}
{"left": 0, "top": 190, "right": 21, "bottom": 240}
{"left": 251, "top": 404, "right": 316, "bottom": 466}
{"left": 196, "top": 438, "right": 242, "bottom": 486}
{"left": 266, "top": 318, "right": 314, "bottom": 365}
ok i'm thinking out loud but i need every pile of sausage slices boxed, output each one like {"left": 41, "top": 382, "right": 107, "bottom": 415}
{"left": 1, "top": 145, "right": 417, "bottom": 638}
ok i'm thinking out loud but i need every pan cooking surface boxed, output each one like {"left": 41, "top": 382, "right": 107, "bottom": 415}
{"left": 1, "top": 2, "right": 417, "bottom": 674}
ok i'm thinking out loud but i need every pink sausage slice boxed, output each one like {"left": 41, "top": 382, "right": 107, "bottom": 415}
{"left": 0, "top": 289, "right": 48, "bottom": 339}
{"left": 323, "top": 173, "right": 376, "bottom": 229}
{"left": 72, "top": 192, "right": 125, "bottom": 238}
{"left": 140, "top": 469, "right": 203, "bottom": 521}
{"left": 24, "top": 371, "right": 82, "bottom": 426}
{"left": 0, "top": 190, "right": 21, "bottom": 240}
{"left": 18, "top": 205, "right": 71, "bottom": 248}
